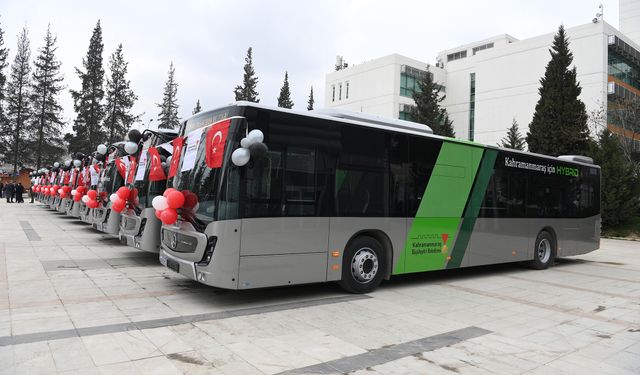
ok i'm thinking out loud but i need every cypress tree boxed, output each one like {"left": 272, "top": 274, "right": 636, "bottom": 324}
{"left": 593, "top": 129, "right": 640, "bottom": 229}
{"left": 156, "top": 62, "right": 180, "bottom": 129}
{"left": 498, "top": 118, "right": 526, "bottom": 150}
{"left": 0, "top": 19, "right": 9, "bottom": 161}
{"left": 30, "top": 25, "right": 66, "bottom": 169}
{"left": 409, "top": 68, "right": 455, "bottom": 137}
{"left": 527, "top": 25, "right": 590, "bottom": 156}
{"left": 104, "top": 44, "right": 138, "bottom": 145}
{"left": 307, "top": 86, "right": 314, "bottom": 111}
{"left": 5, "top": 27, "right": 32, "bottom": 175}
{"left": 233, "top": 47, "right": 259, "bottom": 102}
{"left": 192, "top": 99, "right": 202, "bottom": 115}
{"left": 69, "top": 20, "right": 105, "bottom": 154}
{"left": 277, "top": 71, "right": 293, "bottom": 108}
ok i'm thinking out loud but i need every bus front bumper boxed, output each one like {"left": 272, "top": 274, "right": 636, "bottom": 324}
{"left": 159, "top": 249, "right": 198, "bottom": 281}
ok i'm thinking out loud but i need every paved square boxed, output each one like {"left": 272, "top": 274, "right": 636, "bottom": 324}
{"left": 0, "top": 200, "right": 638, "bottom": 374}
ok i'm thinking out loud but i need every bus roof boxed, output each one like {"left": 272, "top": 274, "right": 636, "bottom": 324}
{"left": 192, "top": 101, "right": 598, "bottom": 169}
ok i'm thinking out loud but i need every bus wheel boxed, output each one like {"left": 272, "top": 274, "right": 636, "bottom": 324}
{"left": 529, "top": 231, "right": 555, "bottom": 270}
{"left": 338, "top": 236, "right": 385, "bottom": 294}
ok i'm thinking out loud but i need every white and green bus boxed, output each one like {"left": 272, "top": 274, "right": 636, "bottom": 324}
{"left": 159, "top": 102, "right": 600, "bottom": 293}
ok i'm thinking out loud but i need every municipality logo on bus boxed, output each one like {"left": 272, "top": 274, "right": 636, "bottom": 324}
{"left": 411, "top": 233, "right": 450, "bottom": 255}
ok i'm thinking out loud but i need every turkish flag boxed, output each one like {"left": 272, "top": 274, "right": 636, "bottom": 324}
{"left": 205, "top": 119, "right": 231, "bottom": 169}
{"left": 63, "top": 171, "right": 70, "bottom": 185}
{"left": 126, "top": 156, "right": 137, "bottom": 184}
{"left": 115, "top": 158, "right": 127, "bottom": 179}
{"left": 168, "top": 137, "right": 185, "bottom": 178}
{"left": 148, "top": 147, "right": 167, "bottom": 181}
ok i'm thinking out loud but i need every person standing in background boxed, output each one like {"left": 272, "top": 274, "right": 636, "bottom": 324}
{"left": 16, "top": 183, "right": 24, "bottom": 203}
{"left": 4, "top": 183, "right": 14, "bottom": 203}
{"left": 0, "top": 182, "right": 4, "bottom": 198}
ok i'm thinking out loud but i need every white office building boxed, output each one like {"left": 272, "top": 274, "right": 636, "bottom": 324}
{"left": 325, "top": 2, "right": 640, "bottom": 147}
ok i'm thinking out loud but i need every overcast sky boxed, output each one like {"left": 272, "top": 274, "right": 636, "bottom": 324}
{"left": 1, "top": 0, "right": 620, "bottom": 134}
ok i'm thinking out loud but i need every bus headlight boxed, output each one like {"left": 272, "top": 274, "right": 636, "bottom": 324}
{"left": 197, "top": 236, "right": 217, "bottom": 266}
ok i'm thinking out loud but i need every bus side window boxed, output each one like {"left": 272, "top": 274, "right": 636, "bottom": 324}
{"left": 244, "top": 148, "right": 283, "bottom": 218}
{"left": 285, "top": 147, "right": 316, "bottom": 216}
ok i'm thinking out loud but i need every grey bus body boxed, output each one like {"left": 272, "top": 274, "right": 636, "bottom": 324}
{"left": 119, "top": 130, "right": 178, "bottom": 253}
{"left": 159, "top": 103, "right": 601, "bottom": 292}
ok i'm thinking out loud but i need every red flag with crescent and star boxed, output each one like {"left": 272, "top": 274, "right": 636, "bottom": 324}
{"left": 168, "top": 137, "right": 185, "bottom": 178}
{"left": 126, "top": 156, "right": 137, "bottom": 184}
{"left": 148, "top": 147, "right": 167, "bottom": 181}
{"left": 205, "top": 119, "right": 231, "bottom": 169}
{"left": 115, "top": 158, "right": 127, "bottom": 179}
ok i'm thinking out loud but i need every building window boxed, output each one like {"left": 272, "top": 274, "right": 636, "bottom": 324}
{"left": 469, "top": 73, "right": 476, "bottom": 141}
{"left": 331, "top": 85, "right": 335, "bottom": 102}
{"left": 400, "top": 65, "right": 428, "bottom": 98}
{"left": 339, "top": 83, "right": 342, "bottom": 100}
{"left": 399, "top": 104, "right": 415, "bottom": 120}
{"left": 472, "top": 42, "right": 494, "bottom": 55}
{"left": 446, "top": 50, "right": 467, "bottom": 62}
{"left": 608, "top": 48, "right": 640, "bottom": 92}
{"left": 345, "top": 81, "right": 349, "bottom": 99}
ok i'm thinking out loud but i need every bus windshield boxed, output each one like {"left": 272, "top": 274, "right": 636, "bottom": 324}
{"left": 171, "top": 117, "right": 241, "bottom": 228}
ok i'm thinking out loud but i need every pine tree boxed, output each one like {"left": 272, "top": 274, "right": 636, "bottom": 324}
{"left": 307, "top": 86, "right": 314, "bottom": 111}
{"left": 192, "top": 99, "right": 201, "bottom": 115}
{"left": 156, "top": 62, "right": 180, "bottom": 129}
{"left": 30, "top": 25, "right": 66, "bottom": 169}
{"left": 69, "top": 20, "right": 105, "bottom": 154}
{"left": 104, "top": 44, "right": 138, "bottom": 145}
{"left": 277, "top": 71, "right": 293, "bottom": 108}
{"left": 498, "top": 118, "right": 526, "bottom": 150}
{"left": 233, "top": 47, "right": 259, "bottom": 102}
{"left": 527, "top": 25, "right": 590, "bottom": 156}
{"left": 5, "top": 27, "right": 32, "bottom": 175}
{"left": 409, "top": 68, "right": 455, "bottom": 137}
{"left": 0, "top": 19, "right": 9, "bottom": 162}
{"left": 592, "top": 129, "right": 640, "bottom": 229}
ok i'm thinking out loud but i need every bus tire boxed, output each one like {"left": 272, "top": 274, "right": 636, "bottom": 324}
{"left": 338, "top": 236, "right": 385, "bottom": 294}
{"left": 529, "top": 231, "right": 555, "bottom": 270}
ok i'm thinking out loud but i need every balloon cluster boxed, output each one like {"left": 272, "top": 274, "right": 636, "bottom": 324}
{"left": 151, "top": 188, "right": 198, "bottom": 225}
{"left": 71, "top": 186, "right": 87, "bottom": 202}
{"left": 109, "top": 186, "right": 138, "bottom": 213}
{"left": 82, "top": 190, "right": 100, "bottom": 208}
{"left": 231, "top": 129, "right": 268, "bottom": 167}
{"left": 57, "top": 185, "right": 72, "bottom": 198}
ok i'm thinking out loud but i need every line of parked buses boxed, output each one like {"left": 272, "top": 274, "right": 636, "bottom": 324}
{"left": 29, "top": 102, "right": 601, "bottom": 294}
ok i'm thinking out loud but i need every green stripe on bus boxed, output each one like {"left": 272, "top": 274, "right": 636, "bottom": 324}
{"left": 394, "top": 142, "right": 483, "bottom": 274}
{"left": 446, "top": 149, "right": 497, "bottom": 268}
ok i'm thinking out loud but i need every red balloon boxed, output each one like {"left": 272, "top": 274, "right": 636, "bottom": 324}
{"left": 112, "top": 198, "right": 125, "bottom": 212}
{"left": 154, "top": 209, "right": 163, "bottom": 220}
{"left": 116, "top": 186, "right": 130, "bottom": 200}
{"left": 87, "top": 190, "right": 97, "bottom": 199}
{"left": 77, "top": 186, "right": 85, "bottom": 194}
{"left": 160, "top": 208, "right": 178, "bottom": 225}
{"left": 74, "top": 194, "right": 81, "bottom": 202}
{"left": 163, "top": 188, "right": 177, "bottom": 198}
{"left": 129, "top": 188, "right": 138, "bottom": 201}
{"left": 166, "top": 191, "right": 185, "bottom": 209}
{"left": 63, "top": 186, "right": 71, "bottom": 192}
{"left": 183, "top": 192, "right": 198, "bottom": 209}
{"left": 60, "top": 191, "right": 67, "bottom": 198}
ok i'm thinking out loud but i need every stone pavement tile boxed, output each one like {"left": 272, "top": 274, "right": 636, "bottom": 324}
{"left": 225, "top": 340, "right": 290, "bottom": 374}
{"left": 0, "top": 345, "right": 14, "bottom": 374}
{"left": 603, "top": 350, "right": 640, "bottom": 373}
{"left": 96, "top": 361, "right": 141, "bottom": 375}
{"left": 65, "top": 300, "right": 130, "bottom": 328}
{"left": 559, "top": 352, "right": 637, "bottom": 375}
{"left": 59, "top": 368, "right": 100, "bottom": 375}
{"left": 141, "top": 326, "right": 195, "bottom": 355}
{"left": 11, "top": 315, "right": 75, "bottom": 335}
{"left": 215, "top": 360, "right": 264, "bottom": 375}
{"left": 112, "top": 330, "right": 161, "bottom": 361}
{"left": 132, "top": 355, "right": 183, "bottom": 374}
{"left": 11, "top": 341, "right": 57, "bottom": 375}
{"left": 82, "top": 333, "right": 129, "bottom": 366}
{"left": 351, "top": 355, "right": 455, "bottom": 375}
{"left": 165, "top": 351, "right": 224, "bottom": 374}
{"left": 48, "top": 337, "right": 95, "bottom": 372}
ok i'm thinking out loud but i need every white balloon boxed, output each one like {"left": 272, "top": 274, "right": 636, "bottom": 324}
{"left": 58, "top": 189, "right": 63, "bottom": 194}
{"left": 240, "top": 137, "right": 253, "bottom": 148}
{"left": 247, "top": 129, "right": 264, "bottom": 144}
{"left": 71, "top": 190, "right": 77, "bottom": 196}
{"left": 152, "top": 195, "right": 169, "bottom": 210}
{"left": 53, "top": 162, "right": 60, "bottom": 168}
{"left": 231, "top": 148, "right": 251, "bottom": 166}
{"left": 82, "top": 195, "right": 90, "bottom": 203}
{"left": 97, "top": 144, "right": 108, "bottom": 155}
{"left": 73, "top": 160, "right": 81, "bottom": 167}
{"left": 124, "top": 141, "right": 138, "bottom": 155}
{"left": 64, "top": 160, "right": 71, "bottom": 167}
{"left": 110, "top": 193, "right": 119, "bottom": 203}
